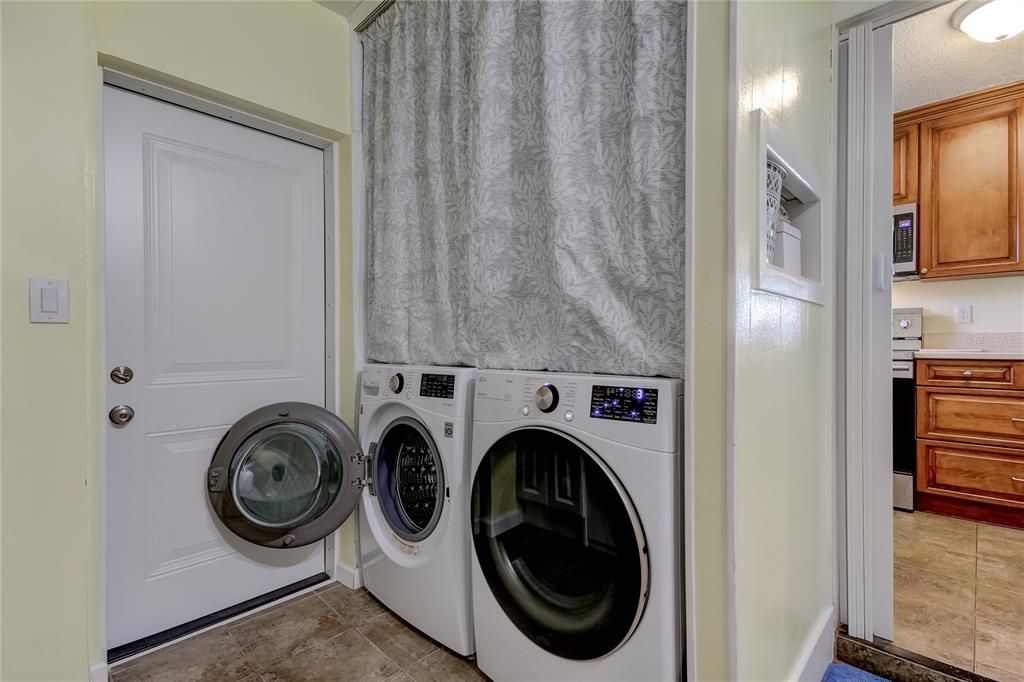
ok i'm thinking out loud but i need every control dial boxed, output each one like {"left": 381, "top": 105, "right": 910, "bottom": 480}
{"left": 898, "top": 318, "right": 913, "bottom": 330}
{"left": 388, "top": 373, "right": 405, "bottom": 394}
{"left": 534, "top": 384, "right": 559, "bottom": 413}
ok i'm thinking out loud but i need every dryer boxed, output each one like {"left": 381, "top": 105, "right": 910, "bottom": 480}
{"left": 205, "top": 364, "right": 475, "bottom": 656}
{"left": 470, "top": 371, "right": 683, "bottom": 681}
{"left": 357, "top": 364, "right": 475, "bottom": 655}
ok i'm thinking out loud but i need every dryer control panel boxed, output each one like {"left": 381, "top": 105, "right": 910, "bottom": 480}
{"left": 474, "top": 370, "right": 682, "bottom": 454}
{"left": 590, "top": 385, "right": 659, "bottom": 424}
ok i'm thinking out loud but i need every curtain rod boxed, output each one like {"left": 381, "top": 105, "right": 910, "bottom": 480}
{"left": 354, "top": 0, "right": 396, "bottom": 33}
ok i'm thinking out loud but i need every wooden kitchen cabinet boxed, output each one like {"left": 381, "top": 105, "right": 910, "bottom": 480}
{"left": 916, "top": 357, "right": 1024, "bottom": 527}
{"left": 892, "top": 123, "right": 918, "bottom": 205}
{"left": 895, "top": 81, "right": 1024, "bottom": 280}
{"left": 917, "top": 358, "right": 1024, "bottom": 390}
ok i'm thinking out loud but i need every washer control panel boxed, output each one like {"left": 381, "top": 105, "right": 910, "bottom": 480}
{"left": 420, "top": 373, "right": 456, "bottom": 400}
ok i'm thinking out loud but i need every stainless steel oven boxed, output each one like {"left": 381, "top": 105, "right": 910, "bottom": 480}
{"left": 892, "top": 308, "right": 922, "bottom": 511}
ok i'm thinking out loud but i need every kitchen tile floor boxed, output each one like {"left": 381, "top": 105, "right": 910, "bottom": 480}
{"left": 109, "top": 582, "right": 488, "bottom": 682}
{"left": 893, "top": 511, "right": 1024, "bottom": 682}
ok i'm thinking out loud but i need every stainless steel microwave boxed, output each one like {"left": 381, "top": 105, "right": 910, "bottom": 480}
{"left": 893, "top": 203, "right": 917, "bottom": 276}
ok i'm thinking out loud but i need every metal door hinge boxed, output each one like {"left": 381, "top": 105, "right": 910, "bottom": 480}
{"left": 207, "top": 466, "right": 228, "bottom": 492}
{"left": 351, "top": 442, "right": 376, "bottom": 496}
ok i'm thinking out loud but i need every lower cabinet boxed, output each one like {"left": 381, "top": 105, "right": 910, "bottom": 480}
{"left": 916, "top": 360, "right": 1024, "bottom": 528}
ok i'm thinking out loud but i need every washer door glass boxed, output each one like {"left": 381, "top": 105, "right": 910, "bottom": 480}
{"left": 232, "top": 423, "right": 342, "bottom": 528}
{"left": 374, "top": 418, "right": 445, "bottom": 543}
{"left": 208, "top": 402, "right": 362, "bottom": 549}
{"left": 470, "top": 428, "right": 649, "bottom": 661}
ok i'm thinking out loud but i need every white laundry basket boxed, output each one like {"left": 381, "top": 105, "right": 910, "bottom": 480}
{"left": 765, "top": 159, "right": 787, "bottom": 263}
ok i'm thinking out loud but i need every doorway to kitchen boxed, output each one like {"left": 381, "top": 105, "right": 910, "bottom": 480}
{"left": 102, "top": 74, "right": 341, "bottom": 661}
{"left": 840, "top": 1, "right": 1024, "bottom": 679}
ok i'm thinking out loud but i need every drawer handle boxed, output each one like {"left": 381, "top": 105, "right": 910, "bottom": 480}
{"left": 1013, "top": 477, "right": 1024, "bottom": 484}
{"left": 1013, "top": 418, "right": 1024, "bottom": 426}
{"left": 963, "top": 371, "right": 974, "bottom": 378}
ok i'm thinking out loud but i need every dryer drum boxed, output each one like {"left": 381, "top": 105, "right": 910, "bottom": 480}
{"left": 471, "top": 427, "right": 650, "bottom": 661}
{"left": 207, "top": 402, "right": 363, "bottom": 549}
{"left": 373, "top": 417, "right": 446, "bottom": 543}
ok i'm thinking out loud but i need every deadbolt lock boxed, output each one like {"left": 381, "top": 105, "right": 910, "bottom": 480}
{"left": 109, "top": 405, "right": 135, "bottom": 426}
{"left": 110, "top": 366, "right": 134, "bottom": 384}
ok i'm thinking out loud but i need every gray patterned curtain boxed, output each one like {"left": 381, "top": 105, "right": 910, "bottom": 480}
{"left": 363, "top": 0, "right": 686, "bottom": 378}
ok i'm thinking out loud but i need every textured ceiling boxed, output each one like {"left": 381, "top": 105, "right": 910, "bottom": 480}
{"left": 894, "top": 0, "right": 1024, "bottom": 112}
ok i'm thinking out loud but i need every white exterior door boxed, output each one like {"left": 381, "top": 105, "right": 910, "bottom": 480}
{"left": 103, "top": 86, "right": 328, "bottom": 648}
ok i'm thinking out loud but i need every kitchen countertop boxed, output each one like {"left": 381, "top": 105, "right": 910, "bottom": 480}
{"left": 914, "top": 349, "right": 1024, "bottom": 360}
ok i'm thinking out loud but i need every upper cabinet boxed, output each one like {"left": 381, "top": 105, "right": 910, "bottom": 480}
{"left": 893, "top": 123, "right": 919, "bottom": 205}
{"left": 895, "top": 81, "right": 1024, "bottom": 280}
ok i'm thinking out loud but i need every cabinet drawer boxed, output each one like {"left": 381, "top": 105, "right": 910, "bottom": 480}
{"left": 917, "top": 439, "right": 1024, "bottom": 508}
{"left": 917, "top": 359, "right": 1024, "bottom": 389}
{"left": 917, "top": 387, "right": 1024, "bottom": 447}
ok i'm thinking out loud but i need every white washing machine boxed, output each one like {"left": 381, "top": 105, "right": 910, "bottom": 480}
{"left": 357, "top": 364, "right": 475, "bottom": 656}
{"left": 470, "top": 370, "right": 683, "bottom": 681}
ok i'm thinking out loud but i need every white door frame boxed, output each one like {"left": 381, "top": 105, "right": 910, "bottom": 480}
{"left": 98, "top": 68, "right": 344, "bottom": 665}
{"left": 834, "top": 0, "right": 946, "bottom": 644}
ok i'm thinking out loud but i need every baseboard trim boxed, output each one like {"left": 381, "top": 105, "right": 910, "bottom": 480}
{"left": 90, "top": 662, "right": 109, "bottom": 682}
{"left": 789, "top": 606, "right": 835, "bottom": 682}
{"left": 335, "top": 560, "right": 362, "bottom": 589}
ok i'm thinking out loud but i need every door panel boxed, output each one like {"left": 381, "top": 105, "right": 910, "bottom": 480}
{"left": 919, "top": 100, "right": 1023, "bottom": 278}
{"left": 147, "top": 137, "right": 305, "bottom": 383}
{"left": 104, "top": 86, "right": 327, "bottom": 648}
{"left": 892, "top": 123, "right": 918, "bottom": 204}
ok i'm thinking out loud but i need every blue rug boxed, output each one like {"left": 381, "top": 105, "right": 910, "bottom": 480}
{"left": 822, "top": 662, "right": 890, "bottom": 682}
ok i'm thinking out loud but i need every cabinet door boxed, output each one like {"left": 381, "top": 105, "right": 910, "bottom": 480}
{"left": 919, "top": 99, "right": 1024, "bottom": 279}
{"left": 893, "top": 123, "right": 918, "bottom": 204}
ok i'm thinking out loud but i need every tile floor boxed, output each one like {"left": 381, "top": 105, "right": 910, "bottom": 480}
{"left": 893, "top": 511, "right": 1024, "bottom": 682}
{"left": 109, "top": 582, "right": 488, "bottom": 682}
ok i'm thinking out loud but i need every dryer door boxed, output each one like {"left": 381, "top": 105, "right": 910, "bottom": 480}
{"left": 207, "top": 402, "right": 363, "bottom": 549}
{"left": 470, "top": 427, "right": 650, "bottom": 661}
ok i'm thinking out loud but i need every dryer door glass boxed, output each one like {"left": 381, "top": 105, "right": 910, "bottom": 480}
{"left": 374, "top": 418, "right": 445, "bottom": 543}
{"left": 207, "top": 402, "right": 363, "bottom": 549}
{"left": 470, "top": 427, "right": 649, "bottom": 661}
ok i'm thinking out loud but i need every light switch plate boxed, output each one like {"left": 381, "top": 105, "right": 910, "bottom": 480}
{"left": 956, "top": 304, "right": 973, "bottom": 324}
{"left": 29, "top": 277, "right": 69, "bottom": 323}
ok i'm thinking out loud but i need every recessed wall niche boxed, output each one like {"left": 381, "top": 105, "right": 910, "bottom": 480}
{"left": 754, "top": 108, "right": 827, "bottom": 305}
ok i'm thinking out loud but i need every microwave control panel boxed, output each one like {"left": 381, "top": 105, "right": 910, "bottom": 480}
{"left": 893, "top": 211, "right": 915, "bottom": 266}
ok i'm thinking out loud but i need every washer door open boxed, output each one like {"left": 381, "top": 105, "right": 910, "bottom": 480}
{"left": 207, "top": 402, "right": 363, "bottom": 549}
{"left": 471, "top": 427, "right": 649, "bottom": 661}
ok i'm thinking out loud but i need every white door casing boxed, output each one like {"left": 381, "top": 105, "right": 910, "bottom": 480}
{"left": 103, "top": 86, "right": 328, "bottom": 648}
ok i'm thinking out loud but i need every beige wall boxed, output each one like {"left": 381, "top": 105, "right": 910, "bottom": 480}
{"left": 0, "top": 2, "right": 352, "bottom": 679}
{"left": 730, "top": 1, "right": 836, "bottom": 679}
{"left": 893, "top": 277, "right": 1024, "bottom": 337}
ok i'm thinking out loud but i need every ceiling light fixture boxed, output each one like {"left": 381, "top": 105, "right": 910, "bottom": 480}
{"left": 953, "top": 0, "right": 1024, "bottom": 43}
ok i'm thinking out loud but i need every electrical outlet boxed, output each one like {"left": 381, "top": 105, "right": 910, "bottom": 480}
{"left": 956, "top": 304, "right": 973, "bottom": 324}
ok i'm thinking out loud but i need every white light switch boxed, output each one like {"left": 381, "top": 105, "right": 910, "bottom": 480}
{"left": 29, "top": 277, "right": 69, "bottom": 323}
{"left": 40, "top": 287, "right": 59, "bottom": 313}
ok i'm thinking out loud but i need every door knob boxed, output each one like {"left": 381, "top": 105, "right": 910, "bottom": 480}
{"left": 109, "top": 405, "right": 135, "bottom": 426}
{"left": 110, "top": 366, "right": 134, "bottom": 384}
{"left": 963, "top": 371, "right": 974, "bottom": 378}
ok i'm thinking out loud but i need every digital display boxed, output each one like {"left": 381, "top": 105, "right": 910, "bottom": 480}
{"left": 590, "top": 385, "right": 659, "bottom": 424}
{"left": 893, "top": 213, "right": 915, "bottom": 264}
{"left": 419, "top": 373, "right": 455, "bottom": 400}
